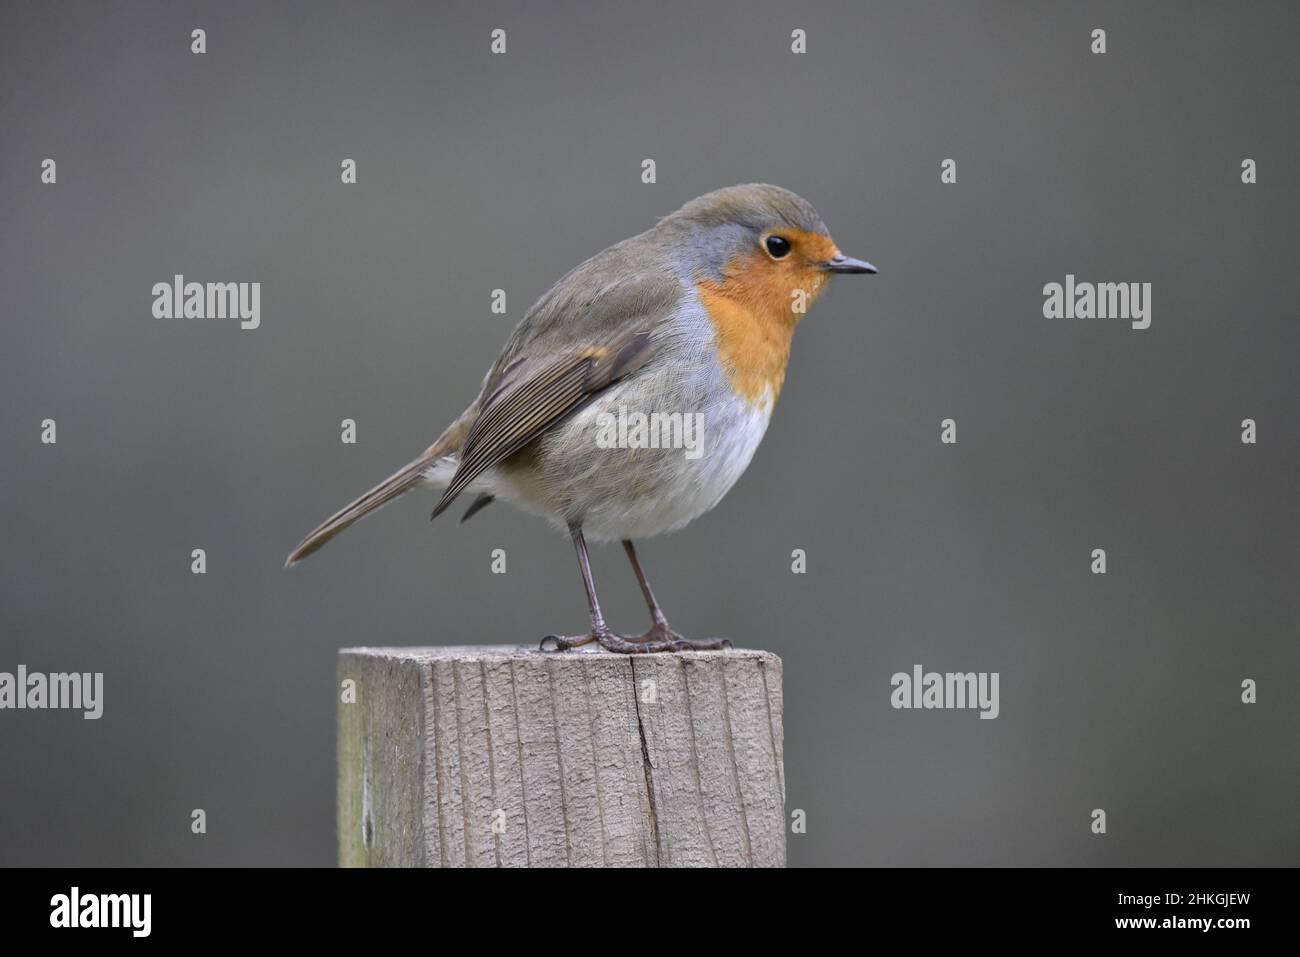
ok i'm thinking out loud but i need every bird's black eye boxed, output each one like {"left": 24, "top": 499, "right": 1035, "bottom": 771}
{"left": 764, "top": 235, "right": 792, "bottom": 259}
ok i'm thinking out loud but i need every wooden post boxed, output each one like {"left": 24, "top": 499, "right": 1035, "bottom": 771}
{"left": 338, "top": 645, "right": 785, "bottom": 867}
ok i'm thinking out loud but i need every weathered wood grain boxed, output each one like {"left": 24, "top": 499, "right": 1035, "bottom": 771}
{"left": 338, "top": 646, "right": 785, "bottom": 867}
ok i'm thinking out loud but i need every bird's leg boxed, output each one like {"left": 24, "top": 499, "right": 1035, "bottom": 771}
{"left": 619, "top": 540, "right": 732, "bottom": 652}
{"left": 623, "top": 539, "right": 671, "bottom": 635}
{"left": 539, "top": 524, "right": 639, "bottom": 652}
{"left": 539, "top": 528, "right": 730, "bottom": 654}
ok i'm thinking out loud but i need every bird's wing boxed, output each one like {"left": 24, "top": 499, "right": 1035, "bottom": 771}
{"left": 430, "top": 237, "right": 683, "bottom": 520}
{"left": 430, "top": 327, "right": 659, "bottom": 520}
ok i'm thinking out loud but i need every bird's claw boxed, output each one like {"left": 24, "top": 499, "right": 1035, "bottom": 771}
{"left": 539, "top": 633, "right": 597, "bottom": 652}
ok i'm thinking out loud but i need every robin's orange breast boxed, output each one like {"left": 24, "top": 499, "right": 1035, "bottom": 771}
{"left": 697, "top": 237, "right": 836, "bottom": 409}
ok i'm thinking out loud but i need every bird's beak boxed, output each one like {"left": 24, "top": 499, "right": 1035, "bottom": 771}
{"left": 821, "top": 254, "right": 878, "bottom": 275}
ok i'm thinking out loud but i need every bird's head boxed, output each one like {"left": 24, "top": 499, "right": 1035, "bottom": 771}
{"left": 662, "top": 183, "right": 875, "bottom": 321}
{"left": 658, "top": 184, "right": 875, "bottom": 409}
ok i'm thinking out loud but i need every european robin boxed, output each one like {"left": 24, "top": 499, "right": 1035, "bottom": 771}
{"left": 286, "top": 184, "right": 876, "bottom": 653}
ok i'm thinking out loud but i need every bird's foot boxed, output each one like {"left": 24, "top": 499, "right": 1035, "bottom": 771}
{"left": 539, "top": 626, "right": 733, "bottom": 654}
{"left": 631, "top": 623, "right": 733, "bottom": 653}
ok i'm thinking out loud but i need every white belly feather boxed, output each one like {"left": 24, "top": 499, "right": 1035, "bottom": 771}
{"left": 553, "top": 383, "right": 772, "bottom": 541}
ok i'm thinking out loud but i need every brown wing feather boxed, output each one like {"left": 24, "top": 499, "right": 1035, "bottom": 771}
{"left": 430, "top": 330, "right": 656, "bottom": 520}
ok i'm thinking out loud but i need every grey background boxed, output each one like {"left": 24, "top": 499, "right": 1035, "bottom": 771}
{"left": 2, "top": 0, "right": 1296, "bottom": 867}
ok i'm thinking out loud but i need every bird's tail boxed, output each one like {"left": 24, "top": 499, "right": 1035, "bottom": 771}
{"left": 284, "top": 427, "right": 463, "bottom": 567}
